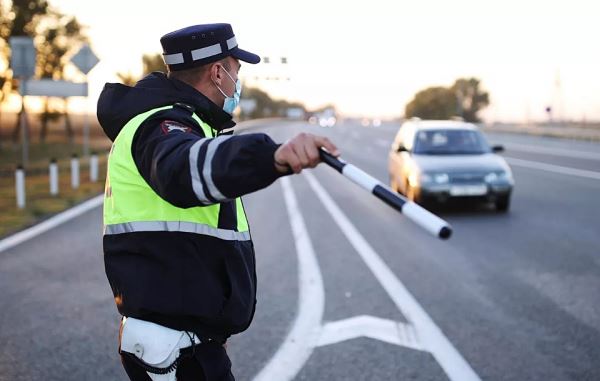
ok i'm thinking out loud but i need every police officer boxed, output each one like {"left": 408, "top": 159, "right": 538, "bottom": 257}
{"left": 97, "top": 23, "right": 339, "bottom": 381}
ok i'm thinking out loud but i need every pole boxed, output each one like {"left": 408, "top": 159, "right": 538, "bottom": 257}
{"left": 71, "top": 154, "right": 80, "bottom": 189}
{"left": 19, "top": 78, "right": 29, "bottom": 167}
{"left": 90, "top": 152, "right": 98, "bottom": 182}
{"left": 49, "top": 158, "right": 59, "bottom": 196}
{"left": 15, "top": 165, "right": 26, "bottom": 209}
{"left": 83, "top": 83, "right": 90, "bottom": 157}
{"left": 319, "top": 149, "right": 452, "bottom": 239}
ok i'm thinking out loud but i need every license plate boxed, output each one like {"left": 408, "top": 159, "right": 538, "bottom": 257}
{"left": 449, "top": 184, "right": 487, "bottom": 196}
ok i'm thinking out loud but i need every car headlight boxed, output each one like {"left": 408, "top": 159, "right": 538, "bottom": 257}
{"left": 433, "top": 173, "right": 449, "bottom": 184}
{"left": 418, "top": 172, "right": 449, "bottom": 185}
{"left": 485, "top": 171, "right": 511, "bottom": 183}
{"left": 409, "top": 173, "right": 423, "bottom": 186}
{"left": 484, "top": 172, "right": 498, "bottom": 183}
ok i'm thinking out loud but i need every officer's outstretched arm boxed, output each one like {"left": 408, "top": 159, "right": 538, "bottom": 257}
{"left": 133, "top": 112, "right": 284, "bottom": 207}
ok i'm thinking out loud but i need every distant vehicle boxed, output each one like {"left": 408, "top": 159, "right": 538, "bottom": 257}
{"left": 360, "top": 118, "right": 382, "bottom": 127}
{"left": 388, "top": 120, "right": 514, "bottom": 211}
{"left": 310, "top": 107, "right": 336, "bottom": 127}
{"left": 286, "top": 107, "right": 305, "bottom": 120}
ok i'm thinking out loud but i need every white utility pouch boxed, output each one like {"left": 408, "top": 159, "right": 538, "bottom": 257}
{"left": 120, "top": 317, "right": 201, "bottom": 381}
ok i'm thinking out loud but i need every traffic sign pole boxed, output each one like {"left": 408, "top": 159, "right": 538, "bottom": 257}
{"left": 83, "top": 83, "right": 90, "bottom": 156}
{"left": 10, "top": 37, "right": 36, "bottom": 168}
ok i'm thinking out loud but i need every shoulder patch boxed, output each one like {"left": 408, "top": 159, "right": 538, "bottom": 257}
{"left": 160, "top": 120, "right": 192, "bottom": 134}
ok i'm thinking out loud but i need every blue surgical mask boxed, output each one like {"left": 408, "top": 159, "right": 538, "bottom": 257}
{"left": 214, "top": 65, "right": 242, "bottom": 115}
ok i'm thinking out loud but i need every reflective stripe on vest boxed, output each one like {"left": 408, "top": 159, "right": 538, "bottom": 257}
{"left": 104, "top": 221, "right": 251, "bottom": 241}
{"left": 103, "top": 105, "right": 249, "bottom": 238}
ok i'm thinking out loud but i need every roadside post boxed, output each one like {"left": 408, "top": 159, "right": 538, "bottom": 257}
{"left": 71, "top": 154, "right": 80, "bottom": 189}
{"left": 90, "top": 152, "right": 99, "bottom": 182}
{"left": 15, "top": 166, "right": 26, "bottom": 209}
{"left": 49, "top": 159, "right": 59, "bottom": 196}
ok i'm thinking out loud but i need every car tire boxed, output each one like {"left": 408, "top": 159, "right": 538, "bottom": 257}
{"left": 495, "top": 195, "right": 510, "bottom": 212}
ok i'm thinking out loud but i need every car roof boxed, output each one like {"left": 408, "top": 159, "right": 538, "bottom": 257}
{"left": 402, "top": 119, "right": 479, "bottom": 131}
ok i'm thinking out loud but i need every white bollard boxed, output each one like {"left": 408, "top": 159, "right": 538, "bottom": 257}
{"left": 15, "top": 166, "right": 26, "bottom": 209}
{"left": 71, "top": 154, "right": 80, "bottom": 189}
{"left": 49, "top": 158, "right": 59, "bottom": 196}
{"left": 90, "top": 152, "right": 99, "bottom": 183}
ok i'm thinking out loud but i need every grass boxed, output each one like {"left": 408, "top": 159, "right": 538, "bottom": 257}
{"left": 0, "top": 152, "right": 109, "bottom": 237}
{"left": 0, "top": 114, "right": 111, "bottom": 238}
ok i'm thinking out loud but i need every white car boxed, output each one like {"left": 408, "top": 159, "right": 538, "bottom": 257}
{"left": 388, "top": 120, "right": 514, "bottom": 211}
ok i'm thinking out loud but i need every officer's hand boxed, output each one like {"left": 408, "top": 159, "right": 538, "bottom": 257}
{"left": 274, "top": 133, "right": 340, "bottom": 174}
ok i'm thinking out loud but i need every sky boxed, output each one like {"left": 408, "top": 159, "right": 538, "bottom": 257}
{"left": 21, "top": 0, "right": 600, "bottom": 121}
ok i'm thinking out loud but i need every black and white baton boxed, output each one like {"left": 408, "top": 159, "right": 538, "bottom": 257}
{"left": 319, "top": 149, "right": 452, "bottom": 240}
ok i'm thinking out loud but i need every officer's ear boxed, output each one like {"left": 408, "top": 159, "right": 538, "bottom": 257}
{"left": 210, "top": 62, "right": 225, "bottom": 85}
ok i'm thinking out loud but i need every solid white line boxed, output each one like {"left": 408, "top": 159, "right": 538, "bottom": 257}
{"left": 503, "top": 142, "right": 600, "bottom": 160}
{"left": 0, "top": 194, "right": 104, "bottom": 254}
{"left": 304, "top": 171, "right": 481, "bottom": 381}
{"left": 505, "top": 157, "right": 600, "bottom": 180}
{"left": 318, "top": 315, "right": 424, "bottom": 351}
{"left": 253, "top": 177, "right": 325, "bottom": 381}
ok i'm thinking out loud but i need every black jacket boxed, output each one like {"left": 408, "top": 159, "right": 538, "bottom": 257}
{"left": 98, "top": 72, "right": 284, "bottom": 339}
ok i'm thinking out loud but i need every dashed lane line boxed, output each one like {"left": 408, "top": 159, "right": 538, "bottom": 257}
{"left": 501, "top": 142, "right": 600, "bottom": 160}
{"left": 505, "top": 157, "right": 600, "bottom": 181}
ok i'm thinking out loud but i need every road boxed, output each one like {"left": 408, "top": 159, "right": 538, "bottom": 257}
{"left": 0, "top": 120, "right": 599, "bottom": 380}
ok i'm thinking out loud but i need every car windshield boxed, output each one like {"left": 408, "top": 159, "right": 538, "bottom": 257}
{"left": 413, "top": 129, "right": 490, "bottom": 155}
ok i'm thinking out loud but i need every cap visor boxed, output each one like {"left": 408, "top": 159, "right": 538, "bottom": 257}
{"left": 231, "top": 47, "right": 261, "bottom": 64}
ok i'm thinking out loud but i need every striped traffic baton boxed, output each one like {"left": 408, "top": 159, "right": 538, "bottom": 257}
{"left": 319, "top": 149, "right": 452, "bottom": 239}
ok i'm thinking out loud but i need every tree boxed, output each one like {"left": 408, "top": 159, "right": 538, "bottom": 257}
{"left": 0, "top": 0, "right": 88, "bottom": 139}
{"left": 242, "top": 86, "right": 305, "bottom": 119}
{"left": 405, "top": 86, "right": 457, "bottom": 120}
{"left": 36, "top": 10, "right": 87, "bottom": 79}
{"left": 242, "top": 87, "right": 274, "bottom": 119}
{"left": 451, "top": 78, "right": 489, "bottom": 123}
{"left": 116, "top": 71, "right": 137, "bottom": 86}
{"left": 142, "top": 53, "right": 165, "bottom": 75}
{"left": 116, "top": 53, "right": 165, "bottom": 86}
{"left": 405, "top": 78, "right": 489, "bottom": 122}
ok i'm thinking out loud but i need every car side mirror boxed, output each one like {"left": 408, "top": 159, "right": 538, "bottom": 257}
{"left": 492, "top": 145, "right": 504, "bottom": 153}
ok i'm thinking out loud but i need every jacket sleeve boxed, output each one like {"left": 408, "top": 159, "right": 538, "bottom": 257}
{"left": 132, "top": 108, "right": 285, "bottom": 208}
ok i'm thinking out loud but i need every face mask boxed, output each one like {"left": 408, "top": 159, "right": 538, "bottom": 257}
{"left": 214, "top": 65, "right": 242, "bottom": 115}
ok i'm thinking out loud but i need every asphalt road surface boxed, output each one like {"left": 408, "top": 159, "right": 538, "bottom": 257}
{"left": 1, "top": 120, "right": 599, "bottom": 381}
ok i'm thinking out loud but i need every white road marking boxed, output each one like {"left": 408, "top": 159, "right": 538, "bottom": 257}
{"left": 505, "top": 157, "right": 600, "bottom": 181}
{"left": 253, "top": 177, "right": 325, "bottom": 381}
{"left": 303, "top": 170, "right": 481, "bottom": 381}
{"left": 256, "top": 172, "right": 480, "bottom": 380}
{"left": 501, "top": 142, "right": 600, "bottom": 160}
{"left": 318, "top": 315, "right": 424, "bottom": 351}
{"left": 0, "top": 194, "right": 103, "bottom": 254}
